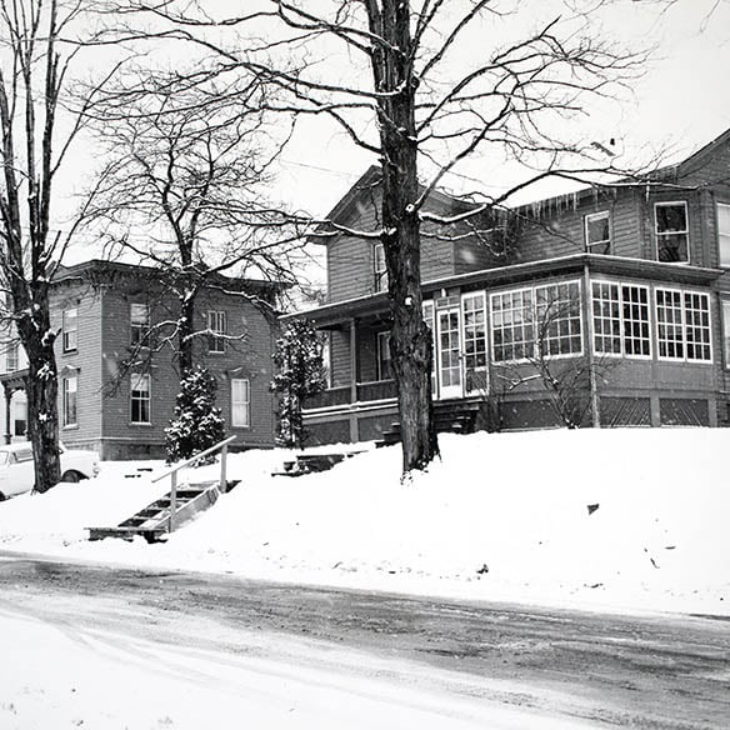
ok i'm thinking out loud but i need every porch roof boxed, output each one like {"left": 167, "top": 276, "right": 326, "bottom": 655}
{"left": 282, "top": 254, "right": 723, "bottom": 327}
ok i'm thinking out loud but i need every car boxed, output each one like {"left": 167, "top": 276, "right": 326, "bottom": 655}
{"left": 0, "top": 442, "right": 100, "bottom": 500}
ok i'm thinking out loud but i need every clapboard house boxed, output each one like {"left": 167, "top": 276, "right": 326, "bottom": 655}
{"left": 0, "top": 260, "right": 279, "bottom": 458}
{"left": 287, "top": 128, "right": 730, "bottom": 444}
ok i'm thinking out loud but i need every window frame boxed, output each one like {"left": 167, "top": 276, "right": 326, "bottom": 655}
{"left": 5, "top": 341, "right": 18, "bottom": 372}
{"left": 655, "top": 286, "right": 712, "bottom": 363}
{"left": 717, "top": 202, "right": 730, "bottom": 268}
{"left": 591, "top": 279, "right": 652, "bottom": 360}
{"left": 130, "top": 373, "right": 152, "bottom": 424}
{"left": 490, "top": 280, "right": 583, "bottom": 364}
{"left": 373, "top": 243, "right": 388, "bottom": 293}
{"left": 62, "top": 307, "right": 78, "bottom": 353}
{"left": 207, "top": 310, "right": 227, "bottom": 354}
{"left": 63, "top": 374, "right": 78, "bottom": 427}
{"left": 722, "top": 298, "right": 730, "bottom": 369}
{"left": 584, "top": 210, "right": 611, "bottom": 254}
{"left": 231, "top": 378, "right": 250, "bottom": 428}
{"left": 130, "top": 303, "right": 151, "bottom": 347}
{"left": 654, "top": 201, "right": 690, "bottom": 264}
{"left": 375, "top": 330, "right": 392, "bottom": 381}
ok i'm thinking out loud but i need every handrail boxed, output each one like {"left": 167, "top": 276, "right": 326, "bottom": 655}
{"left": 152, "top": 435, "right": 237, "bottom": 484}
{"left": 152, "top": 434, "right": 237, "bottom": 533}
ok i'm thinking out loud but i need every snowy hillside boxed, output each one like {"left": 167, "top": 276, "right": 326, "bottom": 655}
{"left": 0, "top": 428, "right": 727, "bottom": 616}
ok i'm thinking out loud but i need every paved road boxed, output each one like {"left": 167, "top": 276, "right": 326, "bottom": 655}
{"left": 1, "top": 551, "right": 728, "bottom": 728}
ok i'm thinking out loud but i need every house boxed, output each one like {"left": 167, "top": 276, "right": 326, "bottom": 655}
{"left": 0, "top": 260, "right": 280, "bottom": 459}
{"left": 286, "top": 128, "right": 730, "bottom": 444}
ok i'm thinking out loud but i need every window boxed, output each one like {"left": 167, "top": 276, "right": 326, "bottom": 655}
{"left": 63, "top": 375, "right": 77, "bottom": 427}
{"left": 63, "top": 308, "right": 78, "bottom": 352}
{"left": 231, "top": 378, "right": 250, "bottom": 427}
{"left": 491, "top": 282, "right": 582, "bottom": 362}
{"left": 130, "top": 373, "right": 151, "bottom": 424}
{"left": 655, "top": 202, "right": 689, "bottom": 263}
{"left": 717, "top": 203, "right": 730, "bottom": 267}
{"left": 207, "top": 311, "right": 226, "bottom": 353}
{"left": 130, "top": 303, "right": 151, "bottom": 346}
{"left": 462, "top": 293, "right": 487, "bottom": 393}
{"left": 376, "top": 331, "right": 392, "bottom": 381}
{"left": 655, "top": 288, "right": 711, "bottom": 362}
{"left": 491, "top": 288, "right": 535, "bottom": 362}
{"left": 591, "top": 281, "right": 651, "bottom": 357}
{"left": 585, "top": 211, "right": 611, "bottom": 254}
{"left": 374, "top": 243, "right": 388, "bottom": 293}
{"left": 5, "top": 342, "right": 18, "bottom": 372}
{"left": 535, "top": 282, "right": 582, "bottom": 357}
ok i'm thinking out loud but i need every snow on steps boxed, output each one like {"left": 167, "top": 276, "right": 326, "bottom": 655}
{"left": 87, "top": 479, "right": 238, "bottom": 543}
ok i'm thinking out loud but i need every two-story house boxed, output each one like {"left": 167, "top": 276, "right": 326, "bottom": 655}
{"left": 0, "top": 260, "right": 280, "bottom": 458}
{"left": 288, "top": 127, "right": 730, "bottom": 444}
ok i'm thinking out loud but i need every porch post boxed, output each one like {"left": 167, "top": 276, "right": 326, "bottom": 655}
{"left": 349, "top": 318, "right": 359, "bottom": 442}
{"left": 583, "top": 263, "right": 600, "bottom": 428}
{"left": 3, "top": 385, "right": 12, "bottom": 445}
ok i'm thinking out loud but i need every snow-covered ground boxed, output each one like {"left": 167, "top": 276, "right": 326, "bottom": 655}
{"left": 0, "top": 428, "right": 727, "bottom": 617}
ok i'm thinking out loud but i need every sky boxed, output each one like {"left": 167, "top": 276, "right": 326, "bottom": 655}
{"left": 54, "top": 0, "right": 730, "bottom": 278}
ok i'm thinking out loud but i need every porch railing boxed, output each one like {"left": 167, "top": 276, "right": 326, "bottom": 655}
{"left": 357, "top": 379, "right": 397, "bottom": 401}
{"left": 151, "top": 434, "right": 237, "bottom": 532}
{"left": 303, "top": 385, "right": 351, "bottom": 409}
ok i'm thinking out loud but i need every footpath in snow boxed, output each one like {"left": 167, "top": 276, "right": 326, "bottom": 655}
{"left": 0, "top": 427, "right": 727, "bottom": 617}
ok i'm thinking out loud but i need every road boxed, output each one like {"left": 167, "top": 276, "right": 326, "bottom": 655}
{"left": 1, "top": 551, "right": 728, "bottom": 728}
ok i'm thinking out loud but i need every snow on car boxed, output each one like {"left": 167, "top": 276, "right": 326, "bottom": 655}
{"left": 0, "top": 443, "right": 100, "bottom": 500}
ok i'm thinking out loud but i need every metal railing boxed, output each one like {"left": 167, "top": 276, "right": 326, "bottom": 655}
{"left": 151, "top": 435, "right": 237, "bottom": 532}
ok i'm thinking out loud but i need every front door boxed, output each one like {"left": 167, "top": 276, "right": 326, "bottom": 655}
{"left": 436, "top": 306, "right": 462, "bottom": 399}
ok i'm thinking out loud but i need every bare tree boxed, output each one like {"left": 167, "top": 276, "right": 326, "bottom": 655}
{"left": 101, "top": 0, "right": 645, "bottom": 475}
{"left": 0, "top": 0, "right": 123, "bottom": 491}
{"left": 85, "top": 73, "right": 301, "bottom": 384}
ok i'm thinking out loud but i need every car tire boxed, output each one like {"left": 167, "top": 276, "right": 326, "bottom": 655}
{"left": 0, "top": 492, "right": 5, "bottom": 502}
{"left": 61, "top": 470, "right": 83, "bottom": 483}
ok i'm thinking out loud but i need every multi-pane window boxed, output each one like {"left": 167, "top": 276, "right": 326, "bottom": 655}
{"left": 591, "top": 282, "right": 651, "bottom": 357}
{"left": 63, "top": 308, "right": 78, "bottom": 352}
{"left": 5, "top": 342, "right": 18, "bottom": 372}
{"left": 491, "top": 288, "right": 534, "bottom": 362}
{"left": 63, "top": 375, "right": 77, "bottom": 427}
{"left": 374, "top": 243, "right": 388, "bottom": 293}
{"left": 231, "top": 378, "right": 250, "bottom": 427}
{"left": 535, "top": 282, "right": 582, "bottom": 357}
{"left": 717, "top": 203, "right": 730, "bottom": 267}
{"left": 462, "top": 293, "right": 487, "bottom": 393}
{"left": 130, "top": 373, "right": 151, "bottom": 424}
{"left": 130, "top": 303, "right": 151, "bottom": 346}
{"left": 376, "top": 331, "right": 392, "bottom": 381}
{"left": 655, "top": 288, "right": 711, "bottom": 362}
{"left": 655, "top": 202, "right": 689, "bottom": 263}
{"left": 585, "top": 211, "right": 611, "bottom": 254}
{"left": 207, "top": 310, "right": 226, "bottom": 353}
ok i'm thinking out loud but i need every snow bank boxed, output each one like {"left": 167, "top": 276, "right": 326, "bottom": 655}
{"left": 0, "top": 428, "right": 727, "bottom": 616}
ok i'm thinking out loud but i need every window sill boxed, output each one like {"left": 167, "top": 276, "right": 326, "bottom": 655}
{"left": 62, "top": 349, "right": 78, "bottom": 356}
{"left": 231, "top": 424, "right": 251, "bottom": 429}
{"left": 62, "top": 424, "right": 79, "bottom": 431}
{"left": 129, "top": 422, "right": 153, "bottom": 427}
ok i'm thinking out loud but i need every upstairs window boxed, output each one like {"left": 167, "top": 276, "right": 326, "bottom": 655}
{"left": 655, "top": 202, "right": 689, "bottom": 263}
{"left": 585, "top": 211, "right": 611, "bottom": 254}
{"left": 5, "top": 342, "right": 18, "bottom": 372}
{"left": 130, "top": 303, "right": 151, "bottom": 347}
{"left": 63, "top": 375, "right": 78, "bottom": 427}
{"left": 231, "top": 378, "right": 250, "bottom": 427}
{"left": 376, "top": 331, "right": 392, "bottom": 381}
{"left": 63, "top": 308, "right": 78, "bottom": 352}
{"left": 717, "top": 202, "right": 730, "bottom": 267}
{"left": 207, "top": 311, "right": 226, "bottom": 353}
{"left": 373, "top": 243, "right": 388, "bottom": 293}
{"left": 130, "top": 373, "right": 151, "bottom": 424}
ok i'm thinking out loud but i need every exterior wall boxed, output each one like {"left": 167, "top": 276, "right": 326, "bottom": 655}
{"left": 99, "top": 284, "right": 276, "bottom": 459}
{"left": 52, "top": 280, "right": 104, "bottom": 453}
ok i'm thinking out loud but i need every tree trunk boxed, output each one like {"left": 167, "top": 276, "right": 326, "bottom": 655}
{"left": 369, "top": 0, "right": 439, "bottom": 473}
{"left": 19, "top": 304, "right": 61, "bottom": 493}
{"left": 177, "top": 287, "right": 198, "bottom": 377}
